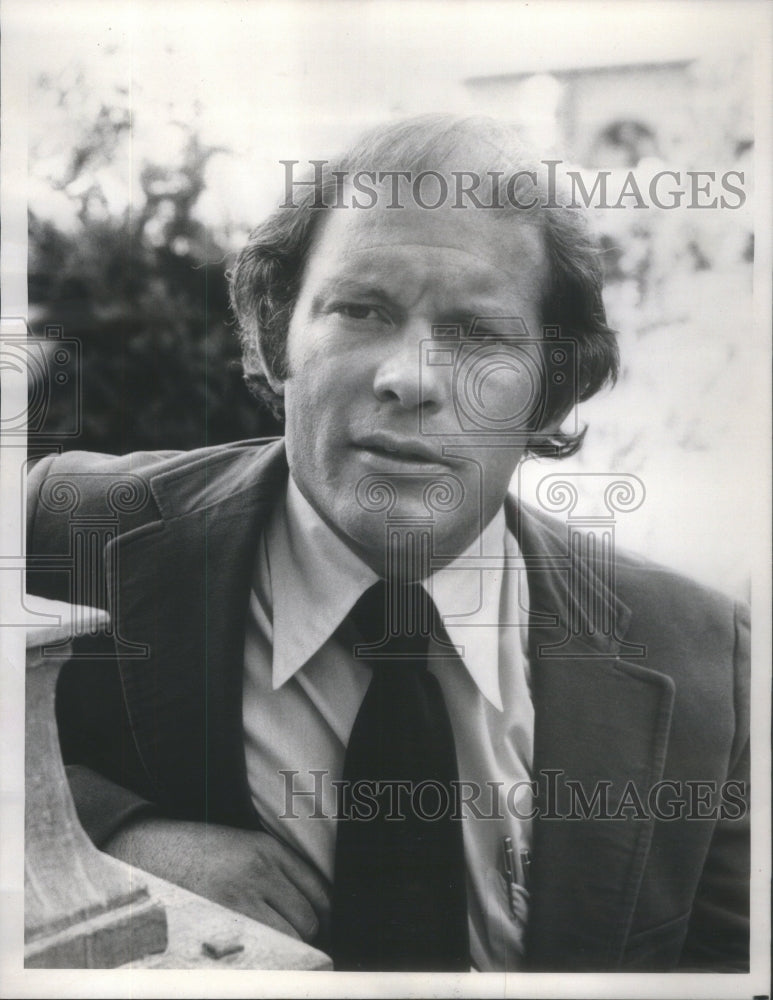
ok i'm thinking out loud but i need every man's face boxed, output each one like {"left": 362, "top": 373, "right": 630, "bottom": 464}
{"left": 279, "top": 194, "right": 548, "bottom": 576}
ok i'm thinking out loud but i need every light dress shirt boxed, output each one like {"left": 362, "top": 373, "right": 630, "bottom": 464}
{"left": 242, "top": 475, "right": 535, "bottom": 971}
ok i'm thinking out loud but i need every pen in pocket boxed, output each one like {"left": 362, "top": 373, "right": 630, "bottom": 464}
{"left": 503, "top": 836, "right": 531, "bottom": 887}
{"left": 502, "top": 836, "right": 531, "bottom": 921}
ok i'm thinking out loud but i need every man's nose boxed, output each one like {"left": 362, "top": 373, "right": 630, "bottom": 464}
{"left": 372, "top": 322, "right": 443, "bottom": 410}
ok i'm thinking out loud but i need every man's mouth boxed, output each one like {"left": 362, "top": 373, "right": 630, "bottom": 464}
{"left": 354, "top": 433, "right": 446, "bottom": 466}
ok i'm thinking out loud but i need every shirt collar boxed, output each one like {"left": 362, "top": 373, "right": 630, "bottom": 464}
{"left": 266, "top": 476, "right": 518, "bottom": 710}
{"left": 267, "top": 475, "right": 379, "bottom": 689}
{"left": 426, "top": 508, "right": 510, "bottom": 712}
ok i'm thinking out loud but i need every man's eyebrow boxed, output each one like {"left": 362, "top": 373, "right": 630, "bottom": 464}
{"left": 310, "top": 278, "right": 399, "bottom": 308}
{"left": 332, "top": 277, "right": 396, "bottom": 297}
{"left": 436, "top": 309, "right": 524, "bottom": 329}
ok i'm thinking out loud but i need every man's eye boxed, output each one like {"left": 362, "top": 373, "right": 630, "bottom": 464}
{"left": 335, "top": 303, "right": 380, "bottom": 321}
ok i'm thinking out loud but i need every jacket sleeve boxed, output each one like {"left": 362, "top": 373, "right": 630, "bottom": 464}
{"left": 679, "top": 599, "right": 751, "bottom": 971}
{"left": 27, "top": 452, "right": 160, "bottom": 847}
{"left": 65, "top": 765, "right": 158, "bottom": 847}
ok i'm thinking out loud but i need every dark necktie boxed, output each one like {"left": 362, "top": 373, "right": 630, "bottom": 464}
{"left": 330, "top": 579, "right": 470, "bottom": 971}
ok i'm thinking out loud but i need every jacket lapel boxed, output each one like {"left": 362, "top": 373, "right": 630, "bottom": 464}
{"left": 512, "top": 502, "right": 675, "bottom": 970}
{"left": 106, "top": 440, "right": 288, "bottom": 828}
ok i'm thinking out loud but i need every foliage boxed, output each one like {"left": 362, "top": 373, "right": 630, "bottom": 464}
{"left": 29, "top": 97, "right": 281, "bottom": 455}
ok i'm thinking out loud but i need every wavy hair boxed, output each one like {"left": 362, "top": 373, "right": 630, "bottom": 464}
{"left": 229, "top": 115, "right": 619, "bottom": 458}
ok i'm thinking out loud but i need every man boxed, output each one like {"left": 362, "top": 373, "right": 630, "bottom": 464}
{"left": 26, "top": 115, "right": 749, "bottom": 972}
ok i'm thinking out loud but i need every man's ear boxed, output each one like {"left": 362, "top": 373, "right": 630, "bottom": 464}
{"left": 255, "top": 336, "right": 286, "bottom": 396}
{"left": 538, "top": 404, "right": 572, "bottom": 436}
{"left": 526, "top": 402, "right": 574, "bottom": 449}
{"left": 265, "top": 371, "right": 286, "bottom": 397}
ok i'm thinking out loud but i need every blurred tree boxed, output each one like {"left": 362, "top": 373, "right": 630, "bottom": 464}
{"left": 29, "top": 81, "right": 281, "bottom": 455}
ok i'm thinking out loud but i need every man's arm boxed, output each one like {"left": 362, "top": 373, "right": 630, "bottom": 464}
{"left": 27, "top": 451, "right": 331, "bottom": 946}
{"left": 103, "top": 818, "right": 331, "bottom": 944}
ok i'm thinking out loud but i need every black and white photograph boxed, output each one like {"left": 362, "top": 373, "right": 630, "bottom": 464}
{"left": 1, "top": 1, "right": 770, "bottom": 997}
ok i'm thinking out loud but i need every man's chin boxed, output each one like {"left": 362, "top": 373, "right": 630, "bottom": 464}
{"left": 336, "top": 505, "right": 484, "bottom": 580}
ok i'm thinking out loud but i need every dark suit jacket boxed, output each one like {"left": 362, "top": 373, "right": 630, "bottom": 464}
{"left": 26, "top": 438, "right": 750, "bottom": 972}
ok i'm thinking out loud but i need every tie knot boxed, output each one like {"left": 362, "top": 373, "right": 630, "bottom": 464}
{"left": 347, "top": 579, "right": 436, "bottom": 663}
